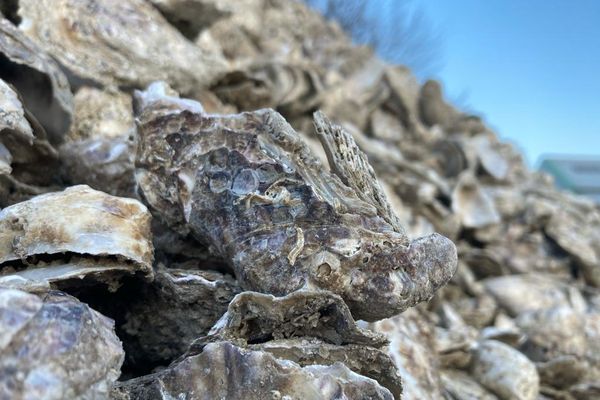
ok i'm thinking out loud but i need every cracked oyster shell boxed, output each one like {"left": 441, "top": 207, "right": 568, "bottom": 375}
{"left": 0, "top": 17, "right": 72, "bottom": 145}
{"left": 0, "top": 287, "right": 124, "bottom": 399}
{"left": 0, "top": 185, "right": 153, "bottom": 288}
{"left": 134, "top": 83, "right": 457, "bottom": 321}
{"left": 17, "top": 0, "right": 227, "bottom": 92}
{"left": 113, "top": 341, "right": 393, "bottom": 400}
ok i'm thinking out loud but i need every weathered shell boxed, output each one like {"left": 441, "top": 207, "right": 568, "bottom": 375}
{"left": 247, "top": 339, "right": 403, "bottom": 400}
{"left": 482, "top": 274, "right": 586, "bottom": 316}
{"left": 189, "top": 289, "right": 401, "bottom": 398}
{"left": 0, "top": 185, "right": 153, "bottom": 288}
{"left": 0, "top": 287, "right": 124, "bottom": 399}
{"left": 452, "top": 172, "right": 501, "bottom": 229}
{"left": 470, "top": 340, "right": 540, "bottom": 400}
{"left": 134, "top": 83, "right": 457, "bottom": 321}
{"left": 201, "top": 290, "right": 387, "bottom": 347}
{"left": 17, "top": 0, "right": 227, "bottom": 93}
{"left": 0, "top": 17, "right": 72, "bottom": 145}
{"left": 113, "top": 341, "right": 394, "bottom": 400}
{"left": 372, "top": 309, "right": 445, "bottom": 400}
{"left": 122, "top": 267, "right": 240, "bottom": 367}
{"left": 59, "top": 87, "right": 136, "bottom": 197}
{"left": 516, "top": 306, "right": 587, "bottom": 362}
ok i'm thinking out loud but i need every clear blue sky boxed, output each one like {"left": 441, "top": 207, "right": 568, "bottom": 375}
{"left": 410, "top": 0, "right": 600, "bottom": 165}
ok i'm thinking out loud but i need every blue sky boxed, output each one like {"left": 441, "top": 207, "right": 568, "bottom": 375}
{"left": 409, "top": 0, "right": 600, "bottom": 165}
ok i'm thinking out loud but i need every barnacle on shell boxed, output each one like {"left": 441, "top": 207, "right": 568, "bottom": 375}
{"left": 134, "top": 82, "right": 458, "bottom": 321}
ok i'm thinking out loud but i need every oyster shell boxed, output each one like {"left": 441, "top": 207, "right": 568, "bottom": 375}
{"left": 0, "top": 17, "right": 72, "bottom": 145}
{"left": 134, "top": 83, "right": 457, "bottom": 321}
{"left": 470, "top": 340, "right": 540, "bottom": 400}
{"left": 188, "top": 289, "right": 402, "bottom": 398}
{"left": 113, "top": 341, "right": 393, "bottom": 400}
{"left": 59, "top": 87, "right": 136, "bottom": 197}
{"left": 17, "top": 0, "right": 227, "bottom": 92}
{"left": 0, "top": 287, "right": 124, "bottom": 399}
{"left": 0, "top": 185, "right": 153, "bottom": 288}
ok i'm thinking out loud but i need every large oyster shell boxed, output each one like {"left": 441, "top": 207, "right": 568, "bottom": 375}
{"left": 0, "top": 185, "right": 153, "bottom": 288}
{"left": 0, "top": 287, "right": 124, "bottom": 399}
{"left": 134, "top": 83, "right": 457, "bottom": 321}
{"left": 113, "top": 341, "right": 394, "bottom": 400}
{"left": 17, "top": 0, "right": 227, "bottom": 92}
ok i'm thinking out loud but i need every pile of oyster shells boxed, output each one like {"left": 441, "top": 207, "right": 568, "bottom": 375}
{"left": 1, "top": 0, "right": 599, "bottom": 399}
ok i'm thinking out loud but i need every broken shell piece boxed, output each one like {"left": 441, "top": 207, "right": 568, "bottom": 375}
{"left": 0, "top": 17, "right": 72, "bottom": 144}
{"left": 371, "top": 309, "right": 445, "bottom": 399}
{"left": 0, "top": 288, "right": 124, "bottom": 400}
{"left": 135, "top": 86, "right": 457, "bottom": 320}
{"left": 0, "top": 185, "right": 154, "bottom": 288}
{"left": 471, "top": 340, "right": 540, "bottom": 400}
{"left": 122, "top": 267, "right": 240, "bottom": 367}
{"left": 452, "top": 172, "right": 501, "bottom": 229}
{"left": 113, "top": 341, "right": 393, "bottom": 400}
{"left": 0, "top": 78, "right": 33, "bottom": 149}
{"left": 248, "top": 339, "right": 403, "bottom": 400}
{"left": 17, "top": 0, "right": 227, "bottom": 92}
{"left": 470, "top": 134, "right": 510, "bottom": 181}
{"left": 59, "top": 87, "right": 136, "bottom": 197}
{"left": 200, "top": 290, "right": 387, "bottom": 347}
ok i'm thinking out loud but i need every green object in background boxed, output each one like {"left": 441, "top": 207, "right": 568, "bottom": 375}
{"left": 538, "top": 157, "right": 600, "bottom": 203}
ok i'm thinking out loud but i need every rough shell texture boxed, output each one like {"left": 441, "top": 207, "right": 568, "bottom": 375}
{"left": 202, "top": 290, "right": 388, "bottom": 347}
{"left": 134, "top": 83, "right": 457, "bottom": 321}
{"left": 371, "top": 309, "right": 444, "bottom": 400}
{"left": 0, "top": 17, "right": 72, "bottom": 145}
{"left": 0, "top": 287, "right": 124, "bottom": 399}
{"left": 188, "top": 289, "right": 402, "bottom": 398}
{"left": 0, "top": 185, "right": 153, "bottom": 287}
{"left": 113, "top": 341, "right": 393, "bottom": 400}
{"left": 17, "top": 0, "right": 227, "bottom": 92}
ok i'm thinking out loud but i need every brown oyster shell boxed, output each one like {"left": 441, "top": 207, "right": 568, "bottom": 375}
{"left": 17, "top": 0, "right": 227, "bottom": 93}
{"left": 0, "top": 287, "right": 124, "bottom": 399}
{"left": 0, "top": 185, "right": 153, "bottom": 288}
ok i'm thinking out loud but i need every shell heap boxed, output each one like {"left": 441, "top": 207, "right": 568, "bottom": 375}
{"left": 0, "top": 1, "right": 598, "bottom": 399}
